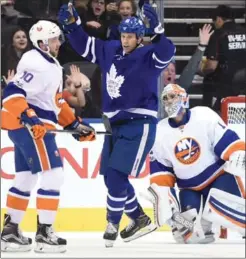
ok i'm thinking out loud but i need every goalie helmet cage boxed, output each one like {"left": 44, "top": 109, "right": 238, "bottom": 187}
{"left": 220, "top": 96, "right": 246, "bottom": 239}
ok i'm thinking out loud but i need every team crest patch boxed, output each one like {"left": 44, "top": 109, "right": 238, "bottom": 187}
{"left": 174, "top": 137, "right": 201, "bottom": 164}
{"left": 106, "top": 64, "right": 124, "bottom": 99}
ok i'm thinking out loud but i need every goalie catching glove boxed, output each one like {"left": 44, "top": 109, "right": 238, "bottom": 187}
{"left": 224, "top": 150, "right": 245, "bottom": 178}
{"left": 64, "top": 118, "right": 96, "bottom": 142}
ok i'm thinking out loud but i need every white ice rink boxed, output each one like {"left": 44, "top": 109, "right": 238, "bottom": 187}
{"left": 1, "top": 232, "right": 245, "bottom": 258}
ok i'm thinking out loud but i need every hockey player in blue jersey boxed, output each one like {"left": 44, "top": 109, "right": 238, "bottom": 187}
{"left": 58, "top": 2, "right": 175, "bottom": 247}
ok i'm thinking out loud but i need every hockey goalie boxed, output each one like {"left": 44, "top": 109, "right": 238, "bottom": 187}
{"left": 146, "top": 83, "right": 245, "bottom": 244}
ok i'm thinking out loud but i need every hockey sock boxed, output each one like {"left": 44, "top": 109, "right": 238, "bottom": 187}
{"left": 125, "top": 183, "right": 141, "bottom": 219}
{"left": 6, "top": 187, "right": 30, "bottom": 224}
{"left": 36, "top": 189, "right": 60, "bottom": 224}
{"left": 106, "top": 168, "right": 129, "bottom": 224}
{"left": 107, "top": 191, "right": 127, "bottom": 224}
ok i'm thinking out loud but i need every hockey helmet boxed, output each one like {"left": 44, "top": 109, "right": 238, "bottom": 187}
{"left": 118, "top": 17, "right": 145, "bottom": 38}
{"left": 161, "top": 83, "right": 189, "bottom": 118}
{"left": 29, "top": 20, "right": 63, "bottom": 54}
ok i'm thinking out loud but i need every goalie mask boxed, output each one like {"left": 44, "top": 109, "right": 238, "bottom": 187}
{"left": 161, "top": 84, "right": 189, "bottom": 118}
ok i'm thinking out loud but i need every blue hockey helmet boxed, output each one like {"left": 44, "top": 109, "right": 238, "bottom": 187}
{"left": 118, "top": 17, "right": 145, "bottom": 38}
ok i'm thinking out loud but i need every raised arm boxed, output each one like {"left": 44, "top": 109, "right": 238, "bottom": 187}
{"left": 141, "top": 4, "right": 175, "bottom": 70}
{"left": 179, "top": 24, "right": 214, "bottom": 90}
{"left": 58, "top": 4, "right": 107, "bottom": 65}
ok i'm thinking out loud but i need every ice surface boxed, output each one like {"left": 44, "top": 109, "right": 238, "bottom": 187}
{"left": 1, "top": 232, "right": 245, "bottom": 258}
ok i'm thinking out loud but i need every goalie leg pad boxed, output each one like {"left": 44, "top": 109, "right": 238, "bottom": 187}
{"left": 147, "top": 183, "right": 179, "bottom": 227}
{"left": 203, "top": 188, "right": 246, "bottom": 236}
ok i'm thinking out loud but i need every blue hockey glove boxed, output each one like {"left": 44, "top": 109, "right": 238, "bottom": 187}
{"left": 65, "top": 118, "right": 96, "bottom": 142}
{"left": 58, "top": 3, "right": 81, "bottom": 32}
{"left": 141, "top": 4, "right": 164, "bottom": 34}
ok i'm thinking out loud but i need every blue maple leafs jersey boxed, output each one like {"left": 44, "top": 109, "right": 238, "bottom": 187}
{"left": 66, "top": 26, "right": 175, "bottom": 123}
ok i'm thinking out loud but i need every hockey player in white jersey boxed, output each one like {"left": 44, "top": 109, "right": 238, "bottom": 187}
{"left": 146, "top": 83, "right": 245, "bottom": 244}
{"left": 1, "top": 20, "right": 95, "bottom": 253}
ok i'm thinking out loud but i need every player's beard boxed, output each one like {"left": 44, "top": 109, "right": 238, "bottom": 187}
{"left": 49, "top": 50, "right": 58, "bottom": 58}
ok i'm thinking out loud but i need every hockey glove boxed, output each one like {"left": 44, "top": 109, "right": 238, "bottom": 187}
{"left": 224, "top": 150, "right": 246, "bottom": 178}
{"left": 65, "top": 118, "right": 96, "bottom": 142}
{"left": 58, "top": 3, "right": 81, "bottom": 32}
{"left": 20, "top": 108, "right": 46, "bottom": 139}
{"left": 141, "top": 4, "right": 164, "bottom": 34}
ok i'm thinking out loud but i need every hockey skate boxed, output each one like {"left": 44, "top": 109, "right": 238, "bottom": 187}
{"left": 34, "top": 217, "right": 67, "bottom": 253}
{"left": 120, "top": 209, "right": 157, "bottom": 242}
{"left": 103, "top": 222, "right": 119, "bottom": 248}
{"left": 1, "top": 214, "right": 32, "bottom": 252}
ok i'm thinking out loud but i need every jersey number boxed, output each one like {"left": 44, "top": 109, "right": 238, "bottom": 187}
{"left": 21, "top": 71, "right": 34, "bottom": 83}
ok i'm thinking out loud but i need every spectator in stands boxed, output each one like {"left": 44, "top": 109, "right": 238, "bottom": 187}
{"left": 107, "top": 0, "right": 137, "bottom": 40}
{"left": 1, "top": 27, "right": 30, "bottom": 88}
{"left": 63, "top": 64, "right": 90, "bottom": 109}
{"left": 158, "top": 24, "right": 214, "bottom": 118}
{"left": 78, "top": 0, "right": 118, "bottom": 40}
{"left": 199, "top": 5, "right": 246, "bottom": 112}
{"left": 58, "top": 0, "right": 118, "bottom": 66}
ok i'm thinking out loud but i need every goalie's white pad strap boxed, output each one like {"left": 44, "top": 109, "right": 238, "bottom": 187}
{"left": 147, "top": 183, "right": 179, "bottom": 227}
{"left": 203, "top": 188, "right": 246, "bottom": 236}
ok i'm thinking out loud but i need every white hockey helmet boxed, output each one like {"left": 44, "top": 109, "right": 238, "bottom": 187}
{"left": 161, "top": 83, "right": 189, "bottom": 118}
{"left": 29, "top": 20, "right": 62, "bottom": 54}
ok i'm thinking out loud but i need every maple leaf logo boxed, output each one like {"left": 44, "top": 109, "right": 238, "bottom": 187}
{"left": 106, "top": 64, "right": 125, "bottom": 99}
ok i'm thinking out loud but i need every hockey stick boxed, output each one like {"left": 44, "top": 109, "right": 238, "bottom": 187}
{"left": 20, "top": 114, "right": 112, "bottom": 136}
{"left": 47, "top": 114, "right": 112, "bottom": 135}
{"left": 47, "top": 128, "right": 111, "bottom": 135}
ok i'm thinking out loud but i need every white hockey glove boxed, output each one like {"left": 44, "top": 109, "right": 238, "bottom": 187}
{"left": 224, "top": 150, "right": 246, "bottom": 178}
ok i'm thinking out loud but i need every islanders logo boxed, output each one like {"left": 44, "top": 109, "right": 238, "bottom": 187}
{"left": 174, "top": 137, "right": 201, "bottom": 164}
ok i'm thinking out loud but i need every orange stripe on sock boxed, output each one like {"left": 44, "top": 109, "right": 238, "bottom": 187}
{"left": 7, "top": 195, "right": 29, "bottom": 211}
{"left": 34, "top": 139, "right": 50, "bottom": 171}
{"left": 36, "top": 198, "right": 59, "bottom": 211}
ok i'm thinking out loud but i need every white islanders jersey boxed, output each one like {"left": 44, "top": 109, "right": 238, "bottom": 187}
{"left": 2, "top": 49, "right": 66, "bottom": 129}
{"left": 150, "top": 106, "right": 245, "bottom": 190}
